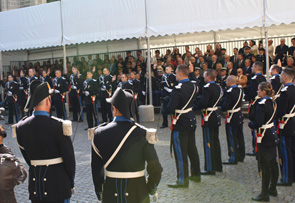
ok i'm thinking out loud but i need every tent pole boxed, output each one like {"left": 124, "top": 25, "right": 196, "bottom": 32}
{"left": 63, "top": 44, "right": 67, "bottom": 74}
{"left": 263, "top": 0, "right": 270, "bottom": 81}
{"left": 0, "top": 52, "right": 3, "bottom": 101}
{"left": 213, "top": 31, "right": 217, "bottom": 49}
{"left": 144, "top": 0, "right": 152, "bottom": 106}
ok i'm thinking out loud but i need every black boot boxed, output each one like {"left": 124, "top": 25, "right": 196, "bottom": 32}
{"left": 269, "top": 159, "right": 279, "bottom": 196}
{"left": 252, "top": 165, "right": 270, "bottom": 202}
{"left": 252, "top": 193, "right": 269, "bottom": 202}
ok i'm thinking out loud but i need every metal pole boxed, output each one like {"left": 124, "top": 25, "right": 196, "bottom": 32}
{"left": 263, "top": 0, "right": 270, "bottom": 81}
{"left": 144, "top": 0, "right": 152, "bottom": 106}
{"left": 63, "top": 45, "right": 67, "bottom": 74}
{"left": 0, "top": 52, "right": 3, "bottom": 101}
{"left": 213, "top": 31, "right": 217, "bottom": 49}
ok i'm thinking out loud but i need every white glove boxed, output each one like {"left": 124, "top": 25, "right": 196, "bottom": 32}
{"left": 72, "top": 85, "right": 77, "bottom": 90}
{"left": 7, "top": 91, "right": 12, "bottom": 96}
{"left": 164, "top": 87, "right": 172, "bottom": 93}
{"left": 142, "top": 91, "right": 146, "bottom": 96}
{"left": 85, "top": 91, "right": 90, "bottom": 96}
{"left": 54, "top": 89, "right": 60, "bottom": 94}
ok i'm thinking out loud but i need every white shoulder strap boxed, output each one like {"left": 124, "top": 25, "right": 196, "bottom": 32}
{"left": 104, "top": 125, "right": 137, "bottom": 169}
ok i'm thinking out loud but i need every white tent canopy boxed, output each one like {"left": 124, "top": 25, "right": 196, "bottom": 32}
{"left": 1, "top": 0, "right": 295, "bottom": 52}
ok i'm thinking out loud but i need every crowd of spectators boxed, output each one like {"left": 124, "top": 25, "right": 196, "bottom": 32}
{"left": 3, "top": 38, "right": 295, "bottom": 106}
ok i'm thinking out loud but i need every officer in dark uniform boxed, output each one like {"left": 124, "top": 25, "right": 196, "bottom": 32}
{"left": 41, "top": 69, "right": 53, "bottom": 88}
{"left": 117, "top": 73, "right": 133, "bottom": 90}
{"left": 216, "top": 67, "right": 228, "bottom": 95}
{"left": 275, "top": 68, "right": 295, "bottom": 186}
{"left": 248, "top": 82, "right": 279, "bottom": 201}
{"left": 160, "top": 65, "right": 176, "bottom": 128}
{"left": 5, "top": 74, "right": 19, "bottom": 124}
{"left": 15, "top": 80, "right": 75, "bottom": 202}
{"left": 69, "top": 66, "right": 83, "bottom": 122}
{"left": 222, "top": 76, "right": 245, "bottom": 164}
{"left": 130, "top": 71, "right": 141, "bottom": 122}
{"left": 99, "top": 68, "right": 114, "bottom": 123}
{"left": 269, "top": 65, "right": 282, "bottom": 96}
{"left": 52, "top": 69, "right": 68, "bottom": 119}
{"left": 198, "top": 69, "right": 223, "bottom": 175}
{"left": 17, "top": 69, "right": 29, "bottom": 119}
{"left": 27, "top": 68, "right": 39, "bottom": 85}
{"left": 245, "top": 61, "right": 266, "bottom": 156}
{"left": 244, "top": 46, "right": 254, "bottom": 61}
{"left": 83, "top": 71, "right": 99, "bottom": 130}
{"left": 164, "top": 65, "right": 201, "bottom": 188}
{"left": 91, "top": 87, "right": 162, "bottom": 202}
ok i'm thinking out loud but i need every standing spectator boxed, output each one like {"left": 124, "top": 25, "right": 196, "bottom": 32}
{"left": 193, "top": 47, "right": 200, "bottom": 57}
{"left": 151, "top": 50, "right": 163, "bottom": 66}
{"left": 171, "top": 47, "right": 181, "bottom": 61}
{"left": 268, "top": 40, "right": 274, "bottom": 61}
{"left": 87, "top": 55, "right": 94, "bottom": 67}
{"left": 182, "top": 45, "right": 190, "bottom": 60}
{"left": 164, "top": 49, "right": 172, "bottom": 62}
{"left": 288, "top": 37, "right": 295, "bottom": 56}
{"left": 215, "top": 44, "right": 222, "bottom": 57}
{"left": 184, "top": 51, "right": 193, "bottom": 66}
{"left": 244, "top": 46, "right": 254, "bottom": 61}
{"left": 231, "top": 48, "right": 239, "bottom": 68}
{"left": 239, "top": 41, "right": 249, "bottom": 55}
{"left": 274, "top": 39, "right": 289, "bottom": 63}
{"left": 250, "top": 40, "right": 258, "bottom": 55}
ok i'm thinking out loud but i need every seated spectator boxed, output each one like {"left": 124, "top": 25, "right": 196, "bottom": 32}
{"left": 285, "top": 57, "right": 295, "bottom": 70}
{"left": 184, "top": 51, "right": 193, "bottom": 66}
{"left": 190, "top": 57, "right": 197, "bottom": 68}
{"left": 0, "top": 125, "right": 27, "bottom": 203}
{"left": 215, "top": 43, "right": 222, "bottom": 57}
{"left": 164, "top": 49, "right": 172, "bottom": 62}
{"left": 231, "top": 48, "right": 239, "bottom": 67}
{"left": 206, "top": 49, "right": 215, "bottom": 62}
{"left": 239, "top": 41, "right": 248, "bottom": 55}
{"left": 193, "top": 47, "right": 200, "bottom": 57}
{"left": 223, "top": 55, "right": 231, "bottom": 68}
{"left": 152, "top": 50, "right": 163, "bottom": 67}
{"left": 244, "top": 46, "right": 254, "bottom": 61}
{"left": 171, "top": 47, "right": 181, "bottom": 60}
{"left": 216, "top": 63, "right": 223, "bottom": 76}
{"left": 227, "top": 61, "right": 237, "bottom": 76}
{"left": 274, "top": 38, "right": 288, "bottom": 63}
{"left": 237, "top": 53, "right": 245, "bottom": 70}
{"left": 244, "top": 59, "right": 253, "bottom": 80}
{"left": 182, "top": 45, "right": 190, "bottom": 60}
{"left": 210, "top": 55, "right": 219, "bottom": 69}
{"left": 236, "top": 68, "right": 248, "bottom": 89}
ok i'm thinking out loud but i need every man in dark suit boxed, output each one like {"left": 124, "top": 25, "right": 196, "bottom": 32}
{"left": 231, "top": 48, "right": 239, "bottom": 68}
{"left": 91, "top": 88, "right": 162, "bottom": 202}
{"left": 15, "top": 80, "right": 75, "bottom": 202}
{"left": 275, "top": 39, "right": 289, "bottom": 63}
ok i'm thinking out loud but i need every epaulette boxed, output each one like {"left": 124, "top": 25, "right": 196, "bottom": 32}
{"left": 270, "top": 75, "right": 276, "bottom": 80}
{"left": 251, "top": 75, "right": 257, "bottom": 80}
{"left": 51, "top": 116, "right": 72, "bottom": 136}
{"left": 281, "top": 86, "right": 288, "bottom": 92}
{"left": 204, "top": 83, "right": 210, "bottom": 88}
{"left": 12, "top": 116, "right": 28, "bottom": 138}
{"left": 93, "top": 79, "right": 97, "bottom": 82}
{"left": 61, "top": 77, "right": 66, "bottom": 80}
{"left": 258, "top": 98, "right": 266, "bottom": 105}
{"left": 191, "top": 80, "right": 197, "bottom": 83}
{"left": 135, "top": 123, "right": 158, "bottom": 144}
{"left": 175, "top": 83, "right": 182, "bottom": 89}
{"left": 88, "top": 122, "right": 108, "bottom": 140}
{"left": 227, "top": 87, "right": 233, "bottom": 93}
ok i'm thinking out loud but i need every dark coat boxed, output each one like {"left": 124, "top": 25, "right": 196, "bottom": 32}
{"left": 165, "top": 80, "right": 197, "bottom": 131}
{"left": 52, "top": 77, "right": 68, "bottom": 102}
{"left": 198, "top": 82, "right": 222, "bottom": 128}
{"left": 270, "top": 74, "right": 281, "bottom": 95}
{"left": 5, "top": 81, "right": 18, "bottom": 104}
{"left": 275, "top": 84, "right": 295, "bottom": 136}
{"left": 244, "top": 73, "right": 266, "bottom": 101}
{"left": 99, "top": 74, "right": 114, "bottom": 98}
{"left": 222, "top": 86, "right": 243, "bottom": 126}
{"left": 91, "top": 121, "right": 162, "bottom": 203}
{"left": 69, "top": 73, "right": 83, "bottom": 97}
{"left": 16, "top": 115, "right": 75, "bottom": 201}
{"left": 83, "top": 78, "right": 99, "bottom": 105}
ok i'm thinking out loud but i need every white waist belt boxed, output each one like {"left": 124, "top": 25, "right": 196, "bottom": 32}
{"left": 227, "top": 107, "right": 241, "bottom": 114}
{"left": 283, "top": 112, "right": 295, "bottom": 118}
{"left": 106, "top": 170, "right": 145, "bottom": 179}
{"left": 206, "top": 107, "right": 218, "bottom": 112}
{"left": 31, "top": 157, "right": 63, "bottom": 166}
{"left": 261, "top": 123, "right": 274, "bottom": 130}
{"left": 175, "top": 107, "right": 192, "bottom": 114}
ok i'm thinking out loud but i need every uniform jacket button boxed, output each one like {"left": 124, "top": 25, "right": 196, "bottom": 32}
{"left": 114, "top": 193, "right": 118, "bottom": 197}
{"left": 33, "top": 192, "right": 36, "bottom": 195}
{"left": 44, "top": 192, "right": 47, "bottom": 195}
{"left": 125, "top": 193, "right": 129, "bottom": 197}
{"left": 33, "top": 178, "right": 35, "bottom": 181}
{"left": 44, "top": 178, "right": 47, "bottom": 181}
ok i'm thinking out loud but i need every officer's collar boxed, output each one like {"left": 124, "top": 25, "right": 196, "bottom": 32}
{"left": 255, "top": 72, "right": 262, "bottom": 76}
{"left": 285, "top": 82, "right": 293, "bottom": 87}
{"left": 230, "top": 85, "right": 237, "bottom": 89}
{"left": 114, "top": 116, "right": 133, "bottom": 123}
{"left": 274, "top": 74, "right": 280, "bottom": 77}
{"left": 261, "top": 96, "right": 271, "bottom": 100}
{"left": 33, "top": 111, "right": 50, "bottom": 117}
{"left": 178, "top": 78, "right": 189, "bottom": 83}
{"left": 208, "top": 81, "right": 215, "bottom": 84}
{"left": 30, "top": 75, "right": 36, "bottom": 79}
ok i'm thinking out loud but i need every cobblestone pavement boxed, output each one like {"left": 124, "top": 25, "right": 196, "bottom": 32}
{"left": 3, "top": 113, "right": 295, "bottom": 203}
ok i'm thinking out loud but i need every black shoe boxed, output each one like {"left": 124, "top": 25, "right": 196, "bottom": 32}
{"left": 246, "top": 152, "right": 256, "bottom": 156}
{"left": 189, "top": 176, "right": 201, "bottom": 183}
{"left": 268, "top": 189, "right": 277, "bottom": 197}
{"left": 160, "top": 125, "right": 168, "bottom": 129}
{"left": 251, "top": 193, "right": 269, "bottom": 202}
{"left": 201, "top": 171, "right": 216, "bottom": 175}
{"left": 222, "top": 161, "right": 237, "bottom": 165}
{"left": 167, "top": 182, "right": 188, "bottom": 188}
{"left": 78, "top": 120, "right": 84, "bottom": 122}
{"left": 277, "top": 181, "right": 292, "bottom": 186}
